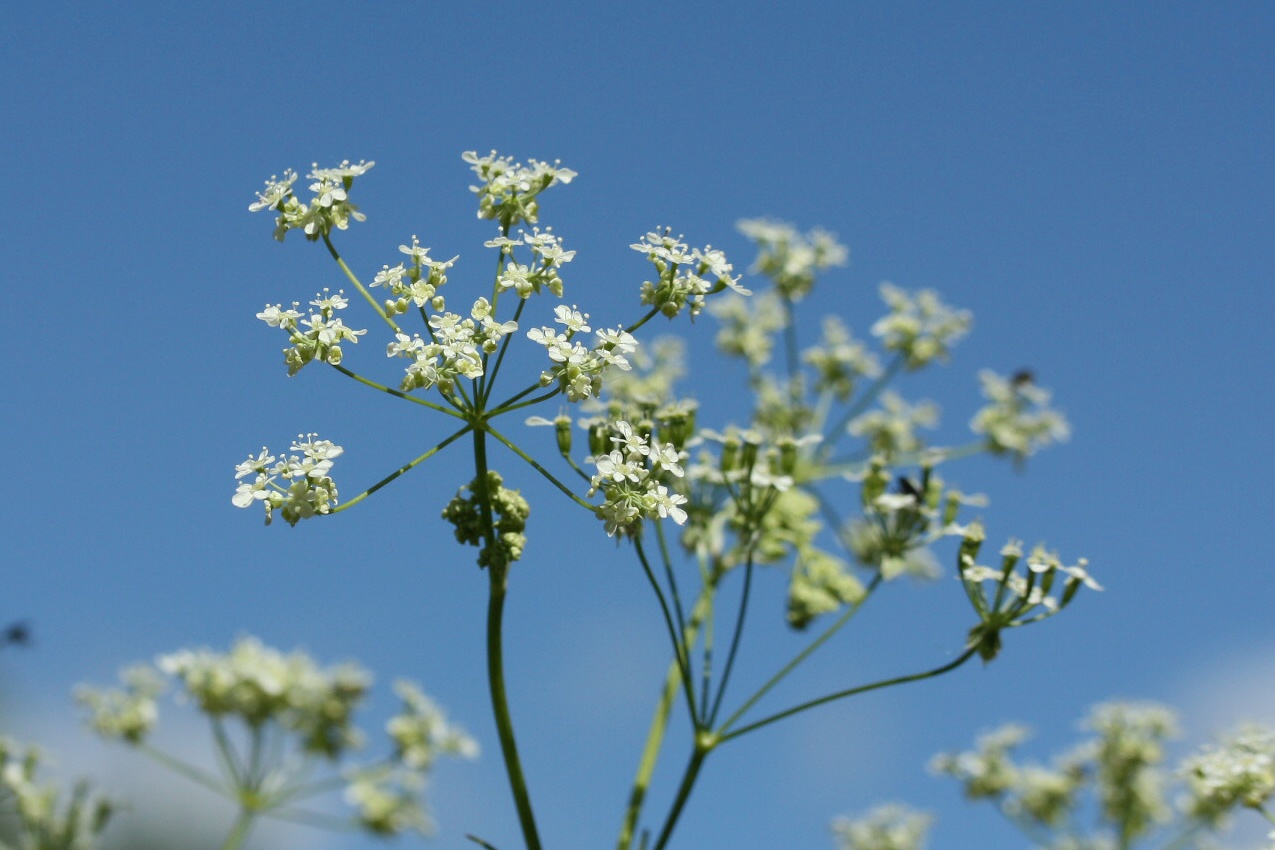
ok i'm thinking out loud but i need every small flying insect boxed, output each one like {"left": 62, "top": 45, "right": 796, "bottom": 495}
{"left": 1, "top": 621, "right": 30, "bottom": 648}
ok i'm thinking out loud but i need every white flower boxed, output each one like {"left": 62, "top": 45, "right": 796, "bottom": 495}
{"left": 553, "top": 304, "right": 591, "bottom": 334}
{"left": 249, "top": 170, "right": 298, "bottom": 212}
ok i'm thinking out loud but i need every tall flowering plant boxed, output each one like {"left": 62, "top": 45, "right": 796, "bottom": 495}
{"left": 214, "top": 151, "right": 1094, "bottom": 850}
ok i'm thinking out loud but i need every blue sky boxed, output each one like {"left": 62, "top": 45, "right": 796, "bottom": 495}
{"left": 2, "top": 3, "right": 1273, "bottom": 849}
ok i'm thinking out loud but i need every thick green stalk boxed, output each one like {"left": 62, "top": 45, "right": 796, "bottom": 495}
{"left": 650, "top": 737, "right": 713, "bottom": 850}
{"left": 474, "top": 428, "right": 542, "bottom": 850}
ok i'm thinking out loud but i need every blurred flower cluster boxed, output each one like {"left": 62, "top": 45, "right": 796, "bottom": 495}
{"left": 0, "top": 738, "right": 115, "bottom": 850}
{"left": 836, "top": 702, "right": 1275, "bottom": 850}
{"left": 75, "top": 637, "right": 474, "bottom": 844}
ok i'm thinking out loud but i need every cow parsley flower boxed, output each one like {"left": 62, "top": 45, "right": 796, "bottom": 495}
{"left": 737, "top": 218, "right": 847, "bottom": 302}
{"left": 970, "top": 370, "right": 1070, "bottom": 463}
{"left": 871, "top": 283, "right": 971, "bottom": 369}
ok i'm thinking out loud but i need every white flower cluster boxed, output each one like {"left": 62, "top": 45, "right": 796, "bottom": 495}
{"left": 831, "top": 803, "right": 932, "bottom": 850}
{"left": 249, "top": 160, "right": 375, "bottom": 242}
{"left": 955, "top": 524, "right": 1099, "bottom": 661}
{"left": 737, "top": 218, "right": 848, "bottom": 302}
{"left": 588, "top": 420, "right": 689, "bottom": 536}
{"left": 232, "top": 434, "right": 343, "bottom": 526}
{"left": 463, "top": 150, "right": 576, "bottom": 228}
{"left": 630, "top": 229, "right": 748, "bottom": 319}
{"left": 78, "top": 638, "right": 476, "bottom": 840}
{"left": 257, "top": 289, "right": 367, "bottom": 376}
{"left": 528, "top": 305, "right": 639, "bottom": 402}
{"left": 871, "top": 283, "right": 972, "bottom": 369}
{"left": 157, "top": 637, "right": 372, "bottom": 756}
{"left": 387, "top": 680, "right": 479, "bottom": 771}
{"left": 709, "top": 291, "right": 788, "bottom": 368}
{"left": 387, "top": 297, "right": 518, "bottom": 394}
{"left": 1181, "top": 726, "right": 1275, "bottom": 823}
{"left": 970, "top": 370, "right": 1071, "bottom": 462}
{"left": 804, "top": 315, "right": 882, "bottom": 401}
{"left": 0, "top": 737, "right": 116, "bottom": 850}
{"left": 370, "top": 238, "right": 457, "bottom": 317}
{"left": 849, "top": 391, "right": 940, "bottom": 460}
{"left": 75, "top": 664, "right": 164, "bottom": 743}
{"left": 342, "top": 679, "right": 478, "bottom": 836}
{"left": 490, "top": 227, "right": 576, "bottom": 298}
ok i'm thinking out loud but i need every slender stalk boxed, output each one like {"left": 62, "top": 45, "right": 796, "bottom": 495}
{"left": 322, "top": 234, "right": 401, "bottom": 334}
{"left": 481, "top": 298, "right": 529, "bottom": 407}
{"left": 138, "top": 744, "right": 228, "bottom": 797}
{"left": 485, "top": 424, "right": 594, "bottom": 510}
{"left": 329, "top": 363, "right": 467, "bottom": 417}
{"left": 717, "top": 573, "right": 882, "bottom": 735}
{"left": 474, "top": 428, "right": 543, "bottom": 850}
{"left": 333, "top": 425, "right": 471, "bottom": 511}
{"left": 634, "top": 537, "right": 699, "bottom": 724}
{"left": 820, "top": 355, "right": 904, "bottom": 450}
{"left": 616, "top": 573, "right": 719, "bottom": 850}
{"left": 705, "top": 554, "right": 755, "bottom": 726}
{"left": 719, "top": 646, "right": 978, "bottom": 743}
{"left": 218, "top": 810, "right": 256, "bottom": 850}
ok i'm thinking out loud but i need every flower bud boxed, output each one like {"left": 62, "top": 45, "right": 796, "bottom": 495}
{"left": 553, "top": 415, "right": 573, "bottom": 456}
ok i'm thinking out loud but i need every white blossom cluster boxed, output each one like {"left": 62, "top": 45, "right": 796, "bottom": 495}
{"left": 630, "top": 229, "right": 748, "bottom": 319}
{"left": 849, "top": 391, "right": 940, "bottom": 460}
{"left": 736, "top": 218, "right": 848, "bottom": 302}
{"left": 804, "top": 315, "right": 882, "bottom": 401}
{"left": 249, "top": 160, "right": 375, "bottom": 242}
{"left": 528, "top": 305, "right": 639, "bottom": 402}
{"left": 588, "top": 420, "right": 689, "bottom": 536}
{"left": 345, "top": 679, "right": 478, "bottom": 835}
{"left": 831, "top": 803, "right": 932, "bottom": 850}
{"left": 257, "top": 289, "right": 367, "bottom": 376}
{"left": 156, "top": 637, "right": 372, "bottom": 756}
{"left": 871, "top": 283, "right": 972, "bottom": 369}
{"left": 388, "top": 297, "right": 519, "bottom": 394}
{"left": 490, "top": 227, "right": 576, "bottom": 298}
{"left": 77, "top": 638, "right": 476, "bottom": 840}
{"left": 370, "top": 237, "right": 457, "bottom": 317}
{"left": 231, "top": 434, "right": 343, "bottom": 526}
{"left": 1180, "top": 726, "right": 1275, "bottom": 824}
{"left": 463, "top": 150, "right": 576, "bottom": 228}
{"left": 0, "top": 737, "right": 116, "bottom": 850}
{"left": 954, "top": 523, "right": 1100, "bottom": 661}
{"left": 709, "top": 291, "right": 788, "bottom": 368}
{"left": 970, "top": 370, "right": 1071, "bottom": 462}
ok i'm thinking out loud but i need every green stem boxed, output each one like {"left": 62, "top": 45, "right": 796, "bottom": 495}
{"left": 329, "top": 363, "right": 466, "bottom": 418}
{"left": 481, "top": 298, "right": 529, "bottom": 407}
{"left": 616, "top": 570, "right": 719, "bottom": 850}
{"left": 485, "top": 424, "right": 594, "bottom": 510}
{"left": 323, "top": 234, "right": 400, "bottom": 334}
{"left": 717, "top": 573, "right": 882, "bottom": 735}
{"left": 474, "top": 428, "right": 543, "bottom": 850}
{"left": 139, "top": 743, "right": 230, "bottom": 798}
{"left": 634, "top": 536, "right": 699, "bottom": 724}
{"left": 650, "top": 737, "right": 713, "bottom": 850}
{"left": 218, "top": 809, "right": 256, "bottom": 850}
{"left": 820, "top": 355, "right": 904, "bottom": 451}
{"left": 705, "top": 554, "right": 755, "bottom": 726}
{"left": 719, "top": 646, "right": 978, "bottom": 743}
{"left": 332, "top": 425, "right": 471, "bottom": 511}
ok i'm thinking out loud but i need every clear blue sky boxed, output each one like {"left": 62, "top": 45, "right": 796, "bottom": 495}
{"left": 3, "top": 3, "right": 1273, "bottom": 849}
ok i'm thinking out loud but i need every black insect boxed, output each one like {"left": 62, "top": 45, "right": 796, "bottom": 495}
{"left": 1, "top": 621, "right": 31, "bottom": 648}
{"left": 895, "top": 476, "right": 924, "bottom": 500}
